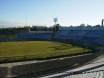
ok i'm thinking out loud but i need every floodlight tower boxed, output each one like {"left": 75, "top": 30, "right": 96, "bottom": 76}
{"left": 54, "top": 18, "right": 58, "bottom": 33}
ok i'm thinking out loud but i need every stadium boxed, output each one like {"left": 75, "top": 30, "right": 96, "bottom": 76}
{"left": 0, "top": 25, "right": 104, "bottom": 78}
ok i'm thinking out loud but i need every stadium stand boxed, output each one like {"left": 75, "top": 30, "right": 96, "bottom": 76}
{"left": 15, "top": 31, "right": 53, "bottom": 40}
{"left": 0, "top": 52, "right": 100, "bottom": 78}
{"left": 53, "top": 27, "right": 70, "bottom": 39}
{"left": 43, "top": 33, "right": 53, "bottom": 39}
{"left": 53, "top": 26, "right": 104, "bottom": 46}
{"left": 40, "top": 55, "right": 104, "bottom": 78}
{"left": 0, "top": 67, "right": 8, "bottom": 78}
{"left": 93, "top": 37, "right": 104, "bottom": 45}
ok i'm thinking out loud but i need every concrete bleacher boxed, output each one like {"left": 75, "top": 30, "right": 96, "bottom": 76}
{"left": 9, "top": 54, "right": 101, "bottom": 77}
{"left": 0, "top": 53, "right": 100, "bottom": 78}
{"left": 62, "top": 58, "right": 104, "bottom": 78}
{"left": 0, "top": 67, "right": 8, "bottom": 78}
{"left": 40, "top": 55, "right": 104, "bottom": 78}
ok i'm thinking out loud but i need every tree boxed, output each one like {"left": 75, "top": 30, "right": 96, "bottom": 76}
{"left": 31, "top": 27, "right": 38, "bottom": 31}
{"left": 95, "top": 24, "right": 100, "bottom": 26}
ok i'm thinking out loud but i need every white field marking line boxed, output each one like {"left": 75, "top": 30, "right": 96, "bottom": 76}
{"left": 7, "top": 41, "right": 11, "bottom": 55}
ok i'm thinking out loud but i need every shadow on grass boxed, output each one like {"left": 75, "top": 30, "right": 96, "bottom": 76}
{"left": 48, "top": 45, "right": 72, "bottom": 51}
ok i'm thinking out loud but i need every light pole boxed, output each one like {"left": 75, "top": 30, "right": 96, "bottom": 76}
{"left": 54, "top": 18, "right": 58, "bottom": 33}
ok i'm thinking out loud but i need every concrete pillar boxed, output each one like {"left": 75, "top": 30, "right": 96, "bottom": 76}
{"left": 6, "top": 66, "right": 17, "bottom": 78}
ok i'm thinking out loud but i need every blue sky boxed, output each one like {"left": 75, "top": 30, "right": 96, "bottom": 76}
{"left": 0, "top": 0, "right": 104, "bottom": 27}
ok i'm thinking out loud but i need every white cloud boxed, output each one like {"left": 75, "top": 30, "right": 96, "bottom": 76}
{"left": 0, "top": 20, "right": 53, "bottom": 28}
{"left": 0, "top": 20, "right": 26, "bottom": 28}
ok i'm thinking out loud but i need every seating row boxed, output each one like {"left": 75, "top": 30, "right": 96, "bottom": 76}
{"left": 11, "top": 53, "right": 99, "bottom": 77}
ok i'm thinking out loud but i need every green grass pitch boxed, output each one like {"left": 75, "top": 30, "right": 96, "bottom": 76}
{"left": 0, "top": 41, "right": 89, "bottom": 57}
{"left": 0, "top": 41, "right": 91, "bottom": 62}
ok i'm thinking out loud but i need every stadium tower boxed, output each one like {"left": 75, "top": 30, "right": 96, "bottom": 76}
{"left": 54, "top": 18, "right": 58, "bottom": 33}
